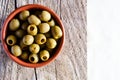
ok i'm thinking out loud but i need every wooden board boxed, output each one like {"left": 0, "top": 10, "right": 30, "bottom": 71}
{"left": 0, "top": 0, "right": 86, "bottom": 80}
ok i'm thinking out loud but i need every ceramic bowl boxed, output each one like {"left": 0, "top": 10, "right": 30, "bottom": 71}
{"left": 1, "top": 4, "right": 64, "bottom": 68}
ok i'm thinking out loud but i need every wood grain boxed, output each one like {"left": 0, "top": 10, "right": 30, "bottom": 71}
{"left": 0, "top": 0, "right": 86, "bottom": 80}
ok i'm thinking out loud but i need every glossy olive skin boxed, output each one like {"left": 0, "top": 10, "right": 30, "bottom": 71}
{"left": 39, "top": 11, "right": 51, "bottom": 21}
{"left": 6, "top": 35, "right": 17, "bottom": 46}
{"left": 22, "top": 35, "right": 34, "bottom": 45}
{"left": 20, "top": 40, "right": 28, "bottom": 50}
{"left": 9, "top": 19, "right": 20, "bottom": 31}
{"left": 20, "top": 52, "right": 29, "bottom": 60}
{"left": 48, "top": 19, "right": 55, "bottom": 27}
{"left": 11, "top": 45, "right": 22, "bottom": 56}
{"left": 15, "top": 29, "right": 25, "bottom": 38}
{"left": 40, "top": 50, "right": 50, "bottom": 61}
{"left": 51, "top": 26, "right": 63, "bottom": 39}
{"left": 19, "top": 10, "right": 30, "bottom": 21}
{"left": 28, "top": 15, "right": 41, "bottom": 25}
{"left": 29, "top": 54, "right": 39, "bottom": 63}
{"left": 35, "top": 34, "right": 46, "bottom": 45}
{"left": 21, "top": 22, "right": 29, "bottom": 30}
{"left": 27, "top": 24, "right": 38, "bottom": 36}
{"left": 29, "top": 44, "right": 40, "bottom": 54}
{"left": 38, "top": 23, "right": 50, "bottom": 33}
{"left": 46, "top": 38, "right": 57, "bottom": 49}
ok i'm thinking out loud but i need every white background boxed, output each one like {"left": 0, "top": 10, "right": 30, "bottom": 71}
{"left": 88, "top": 0, "right": 120, "bottom": 80}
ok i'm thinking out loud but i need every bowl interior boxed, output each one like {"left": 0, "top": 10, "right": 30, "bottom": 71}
{"left": 1, "top": 4, "right": 64, "bottom": 68}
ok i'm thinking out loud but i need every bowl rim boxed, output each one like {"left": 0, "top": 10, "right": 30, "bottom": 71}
{"left": 1, "top": 4, "right": 65, "bottom": 68}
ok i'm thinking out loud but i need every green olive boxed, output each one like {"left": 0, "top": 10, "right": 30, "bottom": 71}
{"left": 35, "top": 34, "right": 46, "bottom": 45}
{"left": 29, "top": 54, "right": 39, "bottom": 63}
{"left": 20, "top": 52, "right": 29, "bottom": 60}
{"left": 48, "top": 19, "right": 55, "bottom": 27}
{"left": 38, "top": 23, "right": 50, "bottom": 33}
{"left": 46, "top": 38, "right": 57, "bottom": 49}
{"left": 9, "top": 19, "right": 20, "bottom": 31}
{"left": 6, "top": 35, "right": 17, "bottom": 46}
{"left": 39, "top": 11, "right": 51, "bottom": 21}
{"left": 51, "top": 26, "right": 63, "bottom": 39}
{"left": 40, "top": 50, "right": 50, "bottom": 61}
{"left": 44, "top": 31, "right": 52, "bottom": 38}
{"left": 21, "top": 22, "right": 29, "bottom": 30}
{"left": 28, "top": 15, "right": 41, "bottom": 25}
{"left": 19, "top": 10, "right": 30, "bottom": 21}
{"left": 27, "top": 24, "right": 38, "bottom": 36}
{"left": 20, "top": 40, "right": 28, "bottom": 50}
{"left": 22, "top": 35, "right": 34, "bottom": 45}
{"left": 29, "top": 44, "right": 40, "bottom": 54}
{"left": 11, "top": 45, "right": 22, "bottom": 56}
{"left": 15, "top": 29, "right": 25, "bottom": 38}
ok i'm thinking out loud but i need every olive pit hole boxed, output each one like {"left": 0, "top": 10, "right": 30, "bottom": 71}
{"left": 31, "top": 57, "right": 34, "bottom": 61}
{"left": 43, "top": 56, "right": 47, "bottom": 60}
{"left": 8, "top": 40, "right": 13, "bottom": 44}
{"left": 30, "top": 27, "right": 34, "bottom": 31}
{"left": 41, "top": 39, "right": 44, "bottom": 42}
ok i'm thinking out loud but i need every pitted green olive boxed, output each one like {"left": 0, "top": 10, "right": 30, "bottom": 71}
{"left": 20, "top": 52, "right": 29, "bottom": 60}
{"left": 51, "top": 26, "right": 63, "bottom": 39}
{"left": 46, "top": 38, "right": 57, "bottom": 49}
{"left": 11, "top": 45, "right": 22, "bottom": 56}
{"left": 28, "top": 15, "right": 41, "bottom": 25}
{"left": 48, "top": 19, "right": 55, "bottom": 27}
{"left": 15, "top": 29, "right": 25, "bottom": 38}
{"left": 38, "top": 23, "right": 50, "bottom": 33}
{"left": 19, "top": 10, "right": 30, "bottom": 20}
{"left": 21, "top": 22, "right": 29, "bottom": 30}
{"left": 6, "top": 35, "right": 17, "bottom": 46}
{"left": 40, "top": 50, "right": 50, "bottom": 61}
{"left": 29, "top": 44, "right": 40, "bottom": 54}
{"left": 35, "top": 34, "right": 46, "bottom": 45}
{"left": 9, "top": 19, "right": 20, "bottom": 31}
{"left": 29, "top": 54, "right": 39, "bottom": 63}
{"left": 39, "top": 11, "right": 51, "bottom": 21}
{"left": 20, "top": 40, "right": 28, "bottom": 50}
{"left": 22, "top": 35, "right": 34, "bottom": 45}
{"left": 27, "top": 24, "right": 38, "bottom": 36}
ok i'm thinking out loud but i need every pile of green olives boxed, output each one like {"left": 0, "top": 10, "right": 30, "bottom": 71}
{"left": 6, "top": 10, "right": 63, "bottom": 63}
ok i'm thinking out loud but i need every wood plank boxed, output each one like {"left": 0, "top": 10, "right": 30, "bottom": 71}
{"left": 0, "top": 0, "right": 36, "bottom": 80}
{"left": 53, "top": 0, "right": 87, "bottom": 80}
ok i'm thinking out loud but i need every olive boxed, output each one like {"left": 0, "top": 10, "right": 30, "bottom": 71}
{"left": 21, "top": 22, "right": 29, "bottom": 30}
{"left": 20, "top": 40, "right": 28, "bottom": 50}
{"left": 38, "top": 23, "right": 50, "bottom": 33}
{"left": 20, "top": 52, "right": 29, "bottom": 60}
{"left": 44, "top": 31, "right": 52, "bottom": 38}
{"left": 39, "top": 11, "right": 51, "bottom": 21}
{"left": 48, "top": 19, "right": 55, "bottom": 27}
{"left": 51, "top": 26, "right": 63, "bottom": 39}
{"left": 19, "top": 10, "right": 30, "bottom": 21}
{"left": 39, "top": 50, "right": 50, "bottom": 61}
{"left": 22, "top": 35, "right": 34, "bottom": 45}
{"left": 28, "top": 15, "right": 41, "bottom": 25}
{"left": 27, "top": 24, "right": 38, "bottom": 36}
{"left": 46, "top": 38, "right": 57, "bottom": 49}
{"left": 29, "top": 54, "right": 39, "bottom": 63}
{"left": 45, "top": 47, "right": 53, "bottom": 53}
{"left": 35, "top": 34, "right": 46, "bottom": 45}
{"left": 9, "top": 19, "right": 20, "bottom": 31}
{"left": 6, "top": 35, "right": 17, "bottom": 46}
{"left": 29, "top": 44, "right": 40, "bottom": 54}
{"left": 15, "top": 29, "right": 25, "bottom": 38}
{"left": 11, "top": 45, "right": 22, "bottom": 56}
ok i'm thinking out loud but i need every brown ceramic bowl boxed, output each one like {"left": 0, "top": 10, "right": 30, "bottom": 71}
{"left": 1, "top": 4, "right": 64, "bottom": 68}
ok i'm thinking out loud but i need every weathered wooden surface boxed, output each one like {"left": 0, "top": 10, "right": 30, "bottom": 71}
{"left": 0, "top": 0, "right": 87, "bottom": 80}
